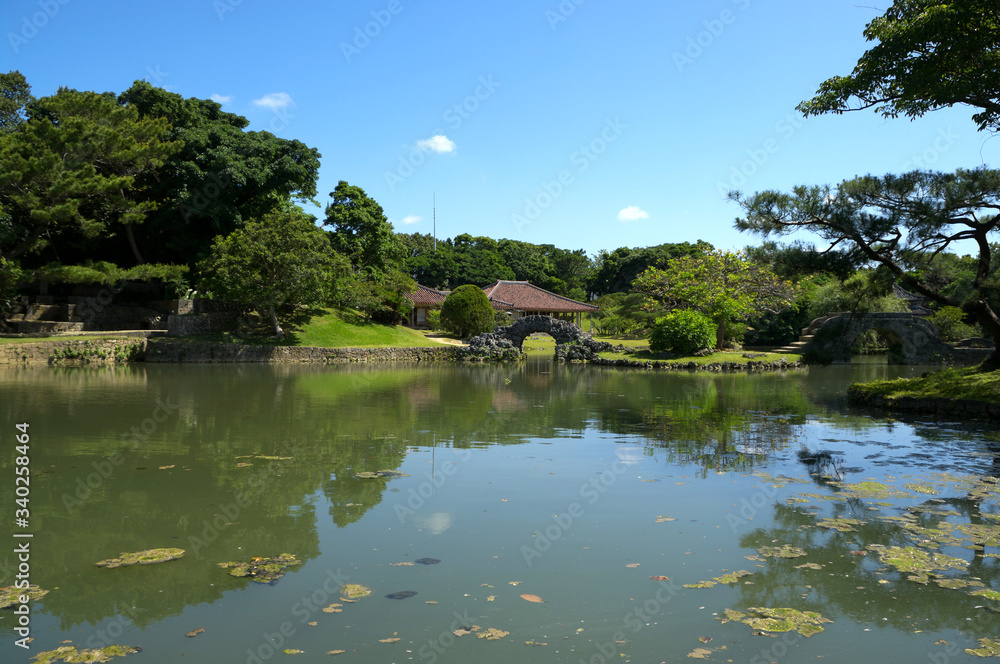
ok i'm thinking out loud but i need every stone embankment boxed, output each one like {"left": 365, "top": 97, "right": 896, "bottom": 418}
{"left": 847, "top": 385, "right": 1000, "bottom": 420}
{"left": 0, "top": 338, "right": 457, "bottom": 365}
{"left": 590, "top": 356, "right": 805, "bottom": 372}
{"left": 143, "top": 341, "right": 455, "bottom": 363}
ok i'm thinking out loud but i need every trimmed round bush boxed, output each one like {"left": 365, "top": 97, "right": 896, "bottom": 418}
{"left": 440, "top": 284, "right": 496, "bottom": 339}
{"left": 649, "top": 309, "right": 716, "bottom": 355}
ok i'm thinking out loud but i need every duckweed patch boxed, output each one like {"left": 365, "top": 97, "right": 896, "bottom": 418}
{"left": 870, "top": 545, "right": 968, "bottom": 575}
{"left": 966, "top": 638, "right": 1000, "bottom": 657}
{"left": 830, "top": 480, "right": 911, "bottom": 499}
{"left": 757, "top": 545, "right": 807, "bottom": 559}
{"left": 95, "top": 548, "right": 185, "bottom": 568}
{"left": 340, "top": 583, "right": 372, "bottom": 600}
{"left": 816, "top": 517, "right": 864, "bottom": 532}
{"left": 31, "top": 645, "right": 140, "bottom": 663}
{"left": 1, "top": 583, "right": 48, "bottom": 608}
{"left": 355, "top": 470, "right": 409, "bottom": 479}
{"left": 721, "top": 607, "right": 832, "bottom": 637}
{"left": 217, "top": 553, "right": 300, "bottom": 583}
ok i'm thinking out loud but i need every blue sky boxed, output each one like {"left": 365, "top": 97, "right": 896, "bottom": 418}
{"left": 2, "top": 0, "right": 995, "bottom": 257}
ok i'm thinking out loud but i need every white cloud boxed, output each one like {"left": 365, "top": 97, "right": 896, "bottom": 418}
{"left": 617, "top": 206, "right": 649, "bottom": 222}
{"left": 402, "top": 215, "right": 423, "bottom": 225}
{"left": 416, "top": 134, "right": 456, "bottom": 153}
{"left": 252, "top": 92, "right": 294, "bottom": 109}
{"left": 211, "top": 94, "right": 233, "bottom": 105}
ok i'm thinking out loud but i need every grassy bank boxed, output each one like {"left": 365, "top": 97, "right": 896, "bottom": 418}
{"left": 850, "top": 366, "right": 1000, "bottom": 404}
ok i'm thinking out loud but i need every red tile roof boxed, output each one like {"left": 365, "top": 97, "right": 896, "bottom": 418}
{"left": 481, "top": 281, "right": 598, "bottom": 313}
{"left": 404, "top": 284, "right": 449, "bottom": 307}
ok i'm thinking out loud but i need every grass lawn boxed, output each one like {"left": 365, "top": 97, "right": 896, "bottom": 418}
{"left": 180, "top": 308, "right": 441, "bottom": 348}
{"left": 0, "top": 334, "right": 133, "bottom": 345}
{"left": 851, "top": 366, "right": 1000, "bottom": 404}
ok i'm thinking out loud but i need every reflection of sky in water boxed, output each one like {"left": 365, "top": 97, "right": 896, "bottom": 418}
{"left": 416, "top": 511, "right": 453, "bottom": 535}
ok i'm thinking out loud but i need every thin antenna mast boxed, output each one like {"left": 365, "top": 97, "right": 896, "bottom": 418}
{"left": 433, "top": 192, "right": 437, "bottom": 253}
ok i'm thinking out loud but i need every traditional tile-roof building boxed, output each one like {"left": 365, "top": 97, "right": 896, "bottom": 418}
{"left": 481, "top": 280, "right": 598, "bottom": 327}
{"left": 404, "top": 284, "right": 449, "bottom": 328}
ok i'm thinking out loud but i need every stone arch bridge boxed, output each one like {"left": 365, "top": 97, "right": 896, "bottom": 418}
{"left": 801, "top": 313, "right": 952, "bottom": 364}
{"left": 464, "top": 315, "right": 612, "bottom": 361}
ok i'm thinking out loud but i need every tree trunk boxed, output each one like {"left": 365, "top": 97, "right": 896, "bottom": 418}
{"left": 125, "top": 224, "right": 146, "bottom": 265}
{"left": 716, "top": 319, "right": 726, "bottom": 349}
{"left": 268, "top": 304, "right": 284, "bottom": 338}
{"left": 970, "top": 299, "right": 1000, "bottom": 372}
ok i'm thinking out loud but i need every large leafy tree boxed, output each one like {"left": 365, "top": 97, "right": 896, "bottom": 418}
{"left": 200, "top": 207, "right": 343, "bottom": 337}
{"left": 634, "top": 249, "right": 797, "bottom": 348}
{"left": 589, "top": 241, "right": 712, "bottom": 296}
{"left": 0, "top": 87, "right": 181, "bottom": 265}
{"left": 324, "top": 180, "right": 404, "bottom": 274}
{"left": 120, "top": 81, "right": 321, "bottom": 266}
{"left": 798, "top": 0, "right": 1000, "bottom": 131}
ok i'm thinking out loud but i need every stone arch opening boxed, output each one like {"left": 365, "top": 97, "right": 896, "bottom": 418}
{"left": 463, "top": 315, "right": 612, "bottom": 361}
{"left": 844, "top": 326, "right": 907, "bottom": 363}
{"left": 803, "top": 313, "right": 952, "bottom": 365}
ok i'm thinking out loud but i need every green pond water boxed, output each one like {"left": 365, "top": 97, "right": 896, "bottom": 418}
{"left": 2, "top": 358, "right": 1000, "bottom": 663}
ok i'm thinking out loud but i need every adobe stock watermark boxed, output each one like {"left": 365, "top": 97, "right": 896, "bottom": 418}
{"left": 511, "top": 117, "right": 627, "bottom": 233}
{"left": 417, "top": 609, "right": 477, "bottom": 663}
{"left": 394, "top": 448, "right": 472, "bottom": 523}
{"left": 340, "top": 0, "right": 408, "bottom": 63}
{"left": 673, "top": 0, "right": 751, "bottom": 73}
{"left": 385, "top": 75, "right": 501, "bottom": 192}
{"left": 6, "top": 0, "right": 71, "bottom": 54}
{"left": 902, "top": 127, "right": 958, "bottom": 171}
{"left": 544, "top": 0, "right": 587, "bottom": 30}
{"left": 245, "top": 567, "right": 352, "bottom": 664}
{"left": 213, "top": 0, "right": 244, "bottom": 21}
{"left": 715, "top": 111, "right": 804, "bottom": 198}
{"left": 520, "top": 449, "right": 633, "bottom": 566}
{"left": 61, "top": 395, "right": 182, "bottom": 514}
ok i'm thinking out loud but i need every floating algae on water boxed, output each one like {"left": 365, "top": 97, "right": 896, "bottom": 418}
{"left": 95, "top": 548, "right": 186, "bottom": 568}
{"left": 31, "top": 644, "right": 140, "bottom": 663}
{"left": 217, "top": 553, "right": 300, "bottom": 583}
{"left": 816, "top": 517, "right": 864, "bottom": 532}
{"left": 870, "top": 545, "right": 968, "bottom": 576}
{"left": 355, "top": 470, "right": 409, "bottom": 479}
{"left": 339, "top": 584, "right": 372, "bottom": 600}
{"left": 684, "top": 570, "right": 753, "bottom": 589}
{"left": 415, "top": 557, "right": 441, "bottom": 565}
{"left": 966, "top": 638, "right": 1000, "bottom": 657}
{"left": 757, "top": 545, "right": 807, "bottom": 559}
{"left": 0, "top": 583, "right": 48, "bottom": 608}
{"left": 721, "top": 607, "right": 832, "bottom": 637}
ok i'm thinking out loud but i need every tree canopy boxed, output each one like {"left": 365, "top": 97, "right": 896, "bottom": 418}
{"left": 200, "top": 207, "right": 344, "bottom": 337}
{"left": 798, "top": 0, "right": 1000, "bottom": 131}
{"left": 634, "top": 249, "right": 797, "bottom": 348}
{"left": 732, "top": 168, "right": 1000, "bottom": 365}
{"left": 0, "top": 87, "right": 181, "bottom": 264}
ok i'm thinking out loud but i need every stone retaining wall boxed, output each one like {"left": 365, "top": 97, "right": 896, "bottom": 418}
{"left": 144, "top": 340, "right": 457, "bottom": 364}
{"left": 590, "top": 356, "right": 805, "bottom": 372}
{"left": 0, "top": 337, "right": 148, "bottom": 365}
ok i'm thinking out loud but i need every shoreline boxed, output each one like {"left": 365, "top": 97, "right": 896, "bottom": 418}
{"left": 0, "top": 336, "right": 804, "bottom": 371}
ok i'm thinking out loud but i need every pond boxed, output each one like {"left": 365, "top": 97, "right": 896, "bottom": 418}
{"left": 2, "top": 359, "right": 999, "bottom": 663}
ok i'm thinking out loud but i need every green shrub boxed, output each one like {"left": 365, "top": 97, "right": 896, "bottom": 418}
{"left": 440, "top": 284, "right": 495, "bottom": 339}
{"left": 929, "top": 306, "right": 979, "bottom": 341}
{"left": 426, "top": 310, "right": 442, "bottom": 331}
{"left": 649, "top": 309, "right": 715, "bottom": 355}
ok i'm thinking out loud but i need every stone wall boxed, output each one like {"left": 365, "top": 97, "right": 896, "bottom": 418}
{"left": 590, "top": 356, "right": 805, "bottom": 372}
{"left": 144, "top": 340, "right": 457, "bottom": 363}
{"left": 0, "top": 337, "right": 148, "bottom": 365}
{"left": 166, "top": 312, "right": 241, "bottom": 336}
